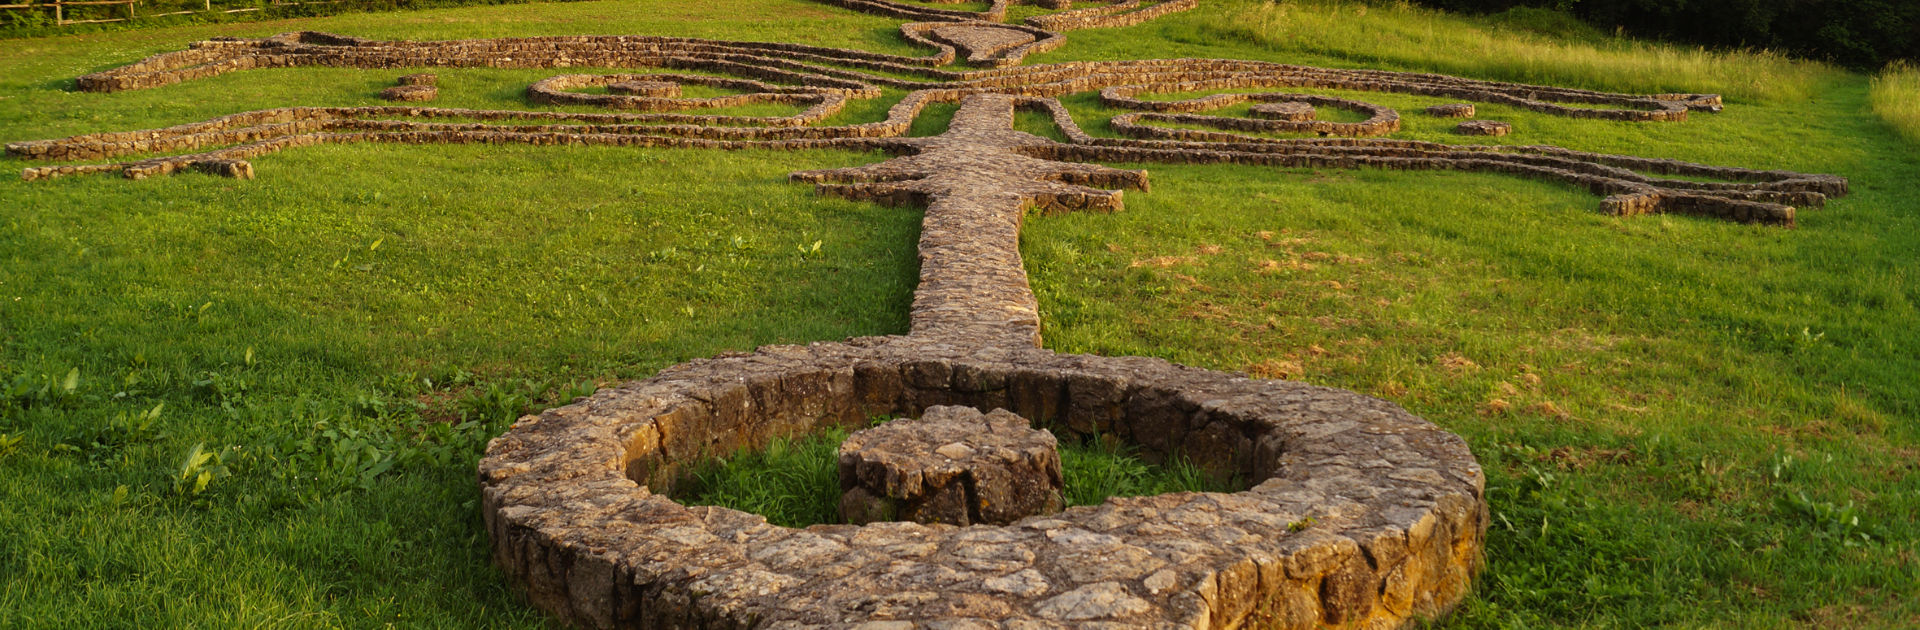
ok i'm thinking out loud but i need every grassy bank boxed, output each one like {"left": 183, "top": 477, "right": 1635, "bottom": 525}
{"left": 2, "top": 0, "right": 1916, "bottom": 628}
{"left": 1052, "top": 0, "right": 1844, "bottom": 104}
{"left": 1872, "top": 62, "right": 1920, "bottom": 145}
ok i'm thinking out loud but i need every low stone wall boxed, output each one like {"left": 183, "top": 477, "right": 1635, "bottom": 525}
{"left": 1027, "top": 0, "right": 1200, "bottom": 32}
{"left": 480, "top": 337, "right": 1487, "bottom": 629}
{"left": 1251, "top": 101, "right": 1315, "bottom": 121}
{"left": 1107, "top": 93, "right": 1402, "bottom": 138}
{"left": 902, "top": 22, "right": 1065, "bottom": 68}
{"left": 526, "top": 73, "right": 848, "bottom": 125}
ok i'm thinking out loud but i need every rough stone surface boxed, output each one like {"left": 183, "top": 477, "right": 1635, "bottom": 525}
{"left": 607, "top": 80, "right": 680, "bottom": 97}
{"left": 922, "top": 23, "right": 1055, "bottom": 67}
{"left": 1424, "top": 102, "right": 1474, "bottom": 118}
{"left": 472, "top": 334, "right": 1493, "bottom": 629}
{"left": 379, "top": 84, "right": 436, "bottom": 102}
{"left": 1250, "top": 101, "right": 1315, "bottom": 121}
{"left": 839, "top": 406, "right": 1064, "bottom": 526}
{"left": 1456, "top": 120, "right": 1512, "bottom": 136}
{"left": 791, "top": 93, "right": 1147, "bottom": 347}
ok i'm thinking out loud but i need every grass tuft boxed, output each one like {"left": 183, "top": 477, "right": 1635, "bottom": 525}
{"left": 1059, "top": 437, "right": 1232, "bottom": 507}
{"left": 1870, "top": 61, "right": 1920, "bottom": 145}
{"left": 682, "top": 428, "right": 849, "bottom": 528}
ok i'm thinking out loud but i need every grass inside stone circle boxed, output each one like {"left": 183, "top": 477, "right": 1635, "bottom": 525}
{"left": 678, "top": 424, "right": 1234, "bottom": 528}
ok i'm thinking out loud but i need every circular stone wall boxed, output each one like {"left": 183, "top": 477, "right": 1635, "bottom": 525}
{"left": 479, "top": 336, "right": 1486, "bottom": 629}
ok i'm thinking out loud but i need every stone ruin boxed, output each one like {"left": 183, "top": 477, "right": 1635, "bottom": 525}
{"left": 2, "top": 0, "right": 1852, "bottom": 627}
{"left": 1455, "top": 120, "right": 1510, "bottom": 137}
{"left": 1422, "top": 103, "right": 1474, "bottom": 119}
{"left": 838, "top": 406, "right": 1065, "bottom": 527}
{"left": 380, "top": 73, "right": 438, "bottom": 102}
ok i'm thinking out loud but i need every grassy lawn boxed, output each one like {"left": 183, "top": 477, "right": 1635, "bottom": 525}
{"left": 2, "top": 0, "right": 1916, "bottom": 628}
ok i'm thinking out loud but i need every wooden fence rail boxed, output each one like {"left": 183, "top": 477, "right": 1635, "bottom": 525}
{"left": 0, "top": 0, "right": 280, "bottom": 26}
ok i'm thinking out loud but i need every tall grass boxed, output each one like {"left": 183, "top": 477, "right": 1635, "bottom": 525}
{"left": 1870, "top": 61, "right": 1920, "bottom": 144}
{"left": 1193, "top": 0, "right": 1839, "bottom": 103}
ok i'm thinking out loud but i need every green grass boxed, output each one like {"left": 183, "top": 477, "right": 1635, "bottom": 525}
{"left": 1037, "top": 0, "right": 1842, "bottom": 104}
{"left": 1, "top": 0, "right": 1917, "bottom": 628}
{"left": 682, "top": 427, "right": 851, "bottom": 528}
{"left": 680, "top": 427, "right": 1231, "bottom": 528}
{"left": 1871, "top": 62, "right": 1920, "bottom": 145}
{"left": 1058, "top": 438, "right": 1231, "bottom": 507}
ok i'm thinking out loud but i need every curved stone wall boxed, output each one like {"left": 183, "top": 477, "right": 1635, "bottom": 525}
{"left": 481, "top": 338, "right": 1486, "bottom": 629}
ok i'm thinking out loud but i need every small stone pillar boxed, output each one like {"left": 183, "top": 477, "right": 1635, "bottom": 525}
{"left": 381, "top": 74, "right": 438, "bottom": 102}
{"left": 1457, "top": 120, "right": 1512, "bottom": 136}
{"left": 1250, "top": 101, "right": 1315, "bottom": 122}
{"left": 838, "top": 406, "right": 1064, "bottom": 526}
{"left": 1425, "top": 103, "right": 1475, "bottom": 118}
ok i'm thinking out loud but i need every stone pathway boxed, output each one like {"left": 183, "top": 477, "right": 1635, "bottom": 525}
{"left": 793, "top": 93, "right": 1146, "bottom": 348}
{"left": 3, "top": 1, "right": 1855, "bottom": 628}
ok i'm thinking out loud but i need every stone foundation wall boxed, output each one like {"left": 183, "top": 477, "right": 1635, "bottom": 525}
{"left": 481, "top": 338, "right": 1487, "bottom": 629}
{"left": 1026, "top": 0, "right": 1200, "bottom": 32}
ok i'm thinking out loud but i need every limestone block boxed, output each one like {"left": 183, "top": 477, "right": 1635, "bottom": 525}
{"left": 839, "top": 406, "right": 1064, "bottom": 526}
{"left": 1456, "top": 120, "right": 1512, "bottom": 136}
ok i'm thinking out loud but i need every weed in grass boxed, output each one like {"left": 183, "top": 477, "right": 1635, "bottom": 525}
{"left": 170, "top": 441, "right": 232, "bottom": 498}
{"left": 1, "top": 367, "right": 82, "bottom": 411}
{"left": 54, "top": 401, "right": 167, "bottom": 464}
